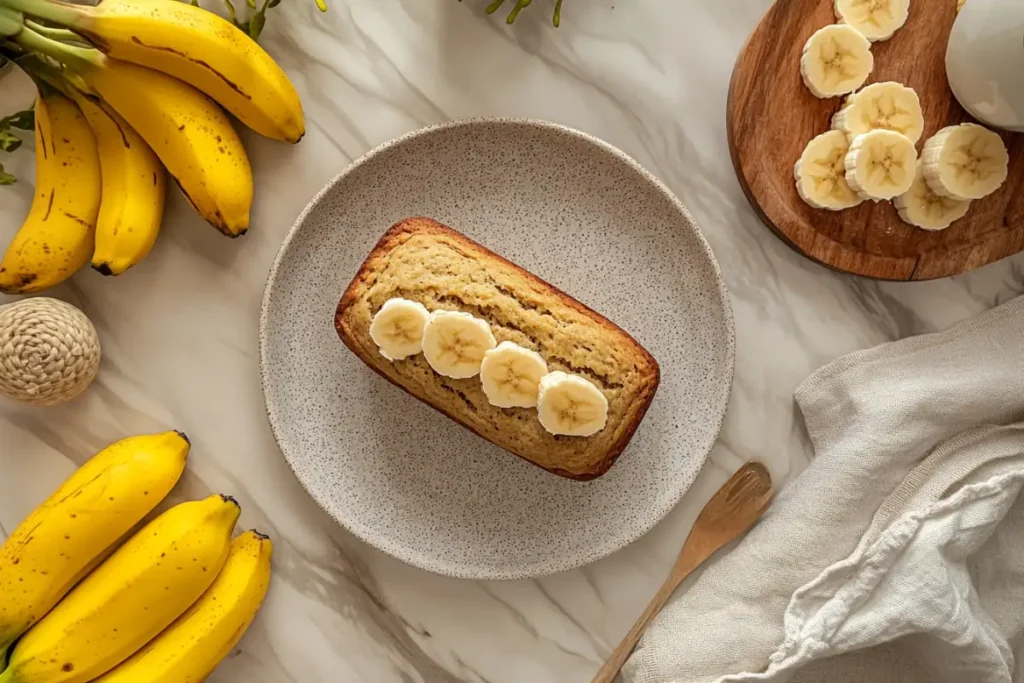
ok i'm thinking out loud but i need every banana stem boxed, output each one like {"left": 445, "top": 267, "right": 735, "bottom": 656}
{"left": 13, "top": 23, "right": 96, "bottom": 67}
{"left": 24, "top": 18, "right": 83, "bottom": 44}
{"left": 0, "top": 0, "right": 81, "bottom": 29}
{"left": 0, "top": 4, "right": 22, "bottom": 37}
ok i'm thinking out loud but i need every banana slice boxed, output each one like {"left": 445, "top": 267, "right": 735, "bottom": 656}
{"left": 800, "top": 24, "right": 874, "bottom": 98}
{"left": 894, "top": 169, "right": 971, "bottom": 231}
{"left": 921, "top": 123, "right": 1009, "bottom": 201}
{"left": 795, "top": 130, "right": 864, "bottom": 210}
{"left": 834, "top": 0, "right": 909, "bottom": 42}
{"left": 421, "top": 310, "right": 497, "bottom": 379}
{"left": 369, "top": 298, "right": 431, "bottom": 361}
{"left": 832, "top": 82, "right": 924, "bottom": 143}
{"left": 844, "top": 129, "right": 917, "bottom": 201}
{"left": 479, "top": 341, "right": 549, "bottom": 408}
{"left": 536, "top": 372, "right": 608, "bottom": 437}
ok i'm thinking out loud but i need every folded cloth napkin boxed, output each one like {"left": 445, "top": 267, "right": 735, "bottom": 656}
{"left": 622, "top": 296, "right": 1024, "bottom": 683}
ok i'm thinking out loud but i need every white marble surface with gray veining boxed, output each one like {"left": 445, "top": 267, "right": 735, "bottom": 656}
{"left": 1, "top": 1, "right": 1022, "bottom": 681}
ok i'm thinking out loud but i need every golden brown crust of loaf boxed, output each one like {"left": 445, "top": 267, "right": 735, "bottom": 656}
{"left": 335, "top": 217, "right": 660, "bottom": 480}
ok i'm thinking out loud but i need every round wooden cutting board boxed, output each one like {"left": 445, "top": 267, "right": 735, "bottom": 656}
{"left": 728, "top": 0, "right": 1024, "bottom": 281}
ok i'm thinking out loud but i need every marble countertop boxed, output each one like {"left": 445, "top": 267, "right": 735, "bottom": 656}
{"left": 1, "top": 1, "right": 1023, "bottom": 681}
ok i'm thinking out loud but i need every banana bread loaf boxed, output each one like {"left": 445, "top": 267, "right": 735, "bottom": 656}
{"left": 334, "top": 217, "right": 660, "bottom": 480}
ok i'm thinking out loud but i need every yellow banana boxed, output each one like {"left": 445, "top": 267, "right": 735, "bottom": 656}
{"left": 0, "top": 494, "right": 240, "bottom": 683}
{"left": 0, "top": 431, "right": 190, "bottom": 663}
{"left": 73, "top": 56, "right": 252, "bottom": 236}
{"left": 14, "top": 29, "right": 254, "bottom": 236}
{"left": 0, "top": 87, "right": 100, "bottom": 294}
{"left": 93, "top": 530, "right": 273, "bottom": 683}
{"left": 67, "top": 89, "right": 166, "bottom": 276}
{"left": 4, "top": 0, "right": 304, "bottom": 142}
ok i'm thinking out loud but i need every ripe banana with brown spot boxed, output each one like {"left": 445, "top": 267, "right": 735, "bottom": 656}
{"left": 0, "top": 432, "right": 190, "bottom": 665}
{"left": 93, "top": 530, "right": 273, "bottom": 683}
{"left": 67, "top": 53, "right": 253, "bottom": 236}
{"left": 0, "top": 494, "right": 240, "bottom": 683}
{"left": 14, "top": 28, "right": 254, "bottom": 236}
{"left": 3, "top": 0, "right": 304, "bottom": 142}
{"left": 0, "top": 87, "right": 100, "bottom": 294}
{"left": 68, "top": 90, "right": 166, "bottom": 275}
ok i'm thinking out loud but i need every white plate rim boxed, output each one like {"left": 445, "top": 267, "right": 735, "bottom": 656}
{"left": 258, "top": 117, "right": 736, "bottom": 579}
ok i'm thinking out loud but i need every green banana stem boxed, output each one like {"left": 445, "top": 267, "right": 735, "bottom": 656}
{"left": 0, "top": 0, "right": 82, "bottom": 30}
{"left": 13, "top": 23, "right": 97, "bottom": 68}
{"left": 24, "top": 18, "right": 84, "bottom": 44}
{"left": 0, "top": 5, "right": 23, "bottom": 38}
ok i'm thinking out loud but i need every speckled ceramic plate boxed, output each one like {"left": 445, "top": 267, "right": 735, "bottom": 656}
{"left": 260, "top": 119, "right": 734, "bottom": 579}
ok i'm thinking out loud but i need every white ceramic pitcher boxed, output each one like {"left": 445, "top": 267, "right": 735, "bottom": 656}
{"left": 946, "top": 0, "right": 1024, "bottom": 132}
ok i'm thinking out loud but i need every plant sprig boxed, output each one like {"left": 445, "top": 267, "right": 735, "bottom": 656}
{"left": 475, "top": 0, "right": 563, "bottom": 26}
{"left": 215, "top": 0, "right": 324, "bottom": 42}
{"left": 0, "top": 104, "right": 35, "bottom": 185}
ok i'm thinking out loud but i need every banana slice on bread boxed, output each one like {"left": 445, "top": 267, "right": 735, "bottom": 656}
{"left": 422, "top": 310, "right": 497, "bottom": 379}
{"left": 834, "top": 0, "right": 909, "bottom": 42}
{"left": 800, "top": 25, "right": 874, "bottom": 98}
{"left": 369, "top": 298, "right": 431, "bottom": 361}
{"left": 833, "top": 82, "right": 924, "bottom": 143}
{"left": 845, "top": 129, "right": 917, "bottom": 201}
{"left": 480, "top": 342, "right": 549, "bottom": 408}
{"left": 921, "top": 124, "right": 1009, "bottom": 201}
{"left": 537, "top": 372, "right": 609, "bottom": 437}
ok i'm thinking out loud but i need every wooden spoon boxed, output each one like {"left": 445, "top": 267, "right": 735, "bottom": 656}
{"left": 591, "top": 462, "right": 774, "bottom": 683}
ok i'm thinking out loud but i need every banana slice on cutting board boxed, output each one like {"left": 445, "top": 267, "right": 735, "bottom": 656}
{"left": 833, "top": 82, "right": 925, "bottom": 143}
{"left": 369, "top": 298, "right": 431, "bottom": 361}
{"left": 844, "top": 129, "right": 917, "bottom": 201}
{"left": 834, "top": 0, "right": 910, "bottom": 42}
{"left": 479, "top": 341, "right": 549, "bottom": 408}
{"left": 795, "top": 130, "right": 864, "bottom": 210}
{"left": 421, "top": 310, "right": 497, "bottom": 379}
{"left": 921, "top": 123, "right": 1009, "bottom": 201}
{"left": 536, "top": 372, "right": 608, "bottom": 437}
{"left": 894, "top": 169, "right": 971, "bottom": 231}
{"left": 800, "top": 24, "right": 874, "bottom": 98}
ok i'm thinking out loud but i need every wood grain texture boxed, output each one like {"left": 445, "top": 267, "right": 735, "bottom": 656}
{"left": 728, "top": 0, "right": 1024, "bottom": 280}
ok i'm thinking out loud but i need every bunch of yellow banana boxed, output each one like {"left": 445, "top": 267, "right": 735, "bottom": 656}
{"left": 0, "top": 0, "right": 303, "bottom": 292}
{"left": 0, "top": 432, "right": 274, "bottom": 682}
{"left": 0, "top": 431, "right": 189, "bottom": 660}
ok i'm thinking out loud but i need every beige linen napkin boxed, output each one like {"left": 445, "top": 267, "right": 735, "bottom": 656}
{"left": 623, "top": 296, "right": 1024, "bottom": 683}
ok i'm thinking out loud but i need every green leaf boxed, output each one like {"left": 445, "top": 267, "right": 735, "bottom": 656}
{"left": 4, "top": 108, "right": 34, "bottom": 131}
{"left": 248, "top": 10, "right": 265, "bottom": 40}
{"left": 268, "top": 0, "right": 281, "bottom": 8}
{"left": 0, "top": 163, "right": 15, "bottom": 185}
{"left": 0, "top": 130, "right": 22, "bottom": 153}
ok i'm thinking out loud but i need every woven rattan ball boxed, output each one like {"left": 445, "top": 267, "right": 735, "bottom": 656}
{"left": 0, "top": 298, "right": 101, "bottom": 406}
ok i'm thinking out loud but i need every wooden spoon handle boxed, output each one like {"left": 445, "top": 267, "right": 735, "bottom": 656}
{"left": 591, "top": 462, "right": 773, "bottom": 683}
{"left": 589, "top": 545, "right": 709, "bottom": 683}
